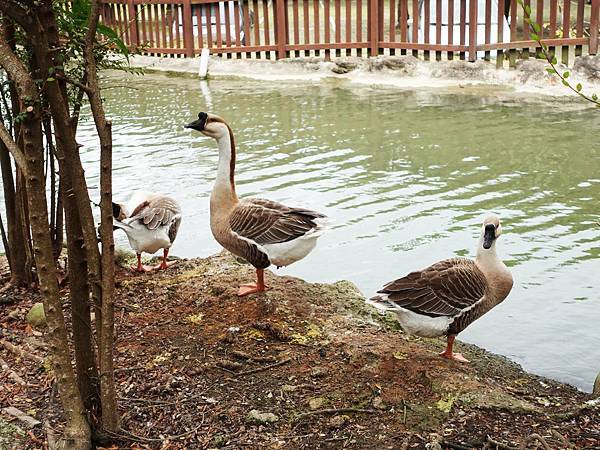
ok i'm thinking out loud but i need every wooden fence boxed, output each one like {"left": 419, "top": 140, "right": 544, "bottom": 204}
{"left": 100, "top": 0, "right": 599, "bottom": 66}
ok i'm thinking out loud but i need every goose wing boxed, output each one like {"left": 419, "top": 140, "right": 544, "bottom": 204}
{"left": 129, "top": 196, "right": 182, "bottom": 231}
{"left": 229, "top": 198, "right": 326, "bottom": 245}
{"left": 378, "top": 258, "right": 488, "bottom": 318}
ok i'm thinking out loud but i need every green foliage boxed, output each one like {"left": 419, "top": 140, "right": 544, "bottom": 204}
{"left": 517, "top": 0, "right": 599, "bottom": 108}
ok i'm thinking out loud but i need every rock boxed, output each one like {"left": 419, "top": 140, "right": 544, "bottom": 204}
{"left": 573, "top": 55, "right": 600, "bottom": 80}
{"left": 308, "top": 397, "right": 327, "bottom": 410}
{"left": 26, "top": 303, "right": 46, "bottom": 328}
{"left": 310, "top": 366, "right": 328, "bottom": 378}
{"left": 245, "top": 409, "right": 278, "bottom": 425}
{"left": 382, "top": 55, "right": 418, "bottom": 73}
{"left": 430, "top": 60, "right": 486, "bottom": 80}
{"left": 593, "top": 372, "right": 600, "bottom": 397}
{"left": 328, "top": 414, "right": 350, "bottom": 429}
{"left": 372, "top": 396, "right": 386, "bottom": 410}
{"left": 281, "top": 384, "right": 297, "bottom": 393}
{"left": 515, "top": 59, "right": 558, "bottom": 83}
{"left": 8, "top": 309, "right": 20, "bottom": 320}
{"left": 332, "top": 59, "right": 359, "bottom": 74}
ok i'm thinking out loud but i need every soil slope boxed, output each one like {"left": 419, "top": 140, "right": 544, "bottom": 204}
{"left": 0, "top": 252, "right": 598, "bottom": 449}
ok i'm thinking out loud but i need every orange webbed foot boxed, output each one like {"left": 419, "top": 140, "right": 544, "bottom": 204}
{"left": 237, "top": 283, "right": 268, "bottom": 297}
{"left": 439, "top": 351, "right": 470, "bottom": 363}
{"left": 153, "top": 260, "right": 177, "bottom": 271}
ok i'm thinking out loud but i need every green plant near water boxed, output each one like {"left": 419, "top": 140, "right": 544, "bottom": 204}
{"left": 517, "top": 0, "right": 600, "bottom": 107}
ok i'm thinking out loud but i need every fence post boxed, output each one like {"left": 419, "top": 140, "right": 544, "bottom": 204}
{"left": 591, "top": 0, "right": 599, "bottom": 55}
{"left": 468, "top": 0, "right": 477, "bottom": 61}
{"left": 276, "top": 0, "right": 287, "bottom": 59}
{"left": 369, "top": 0, "right": 379, "bottom": 56}
{"left": 126, "top": 0, "right": 139, "bottom": 48}
{"left": 182, "top": 0, "right": 195, "bottom": 57}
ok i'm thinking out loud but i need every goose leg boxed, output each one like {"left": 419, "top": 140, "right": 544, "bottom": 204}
{"left": 154, "top": 248, "right": 176, "bottom": 270}
{"left": 238, "top": 268, "right": 267, "bottom": 296}
{"left": 131, "top": 254, "right": 155, "bottom": 273}
{"left": 439, "top": 335, "right": 470, "bottom": 363}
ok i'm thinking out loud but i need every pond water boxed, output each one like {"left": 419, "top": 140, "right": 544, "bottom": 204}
{"left": 75, "top": 73, "right": 599, "bottom": 392}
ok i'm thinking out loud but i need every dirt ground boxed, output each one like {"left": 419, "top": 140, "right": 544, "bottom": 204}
{"left": 1, "top": 251, "right": 599, "bottom": 449}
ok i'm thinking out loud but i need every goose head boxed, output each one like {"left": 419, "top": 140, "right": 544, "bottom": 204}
{"left": 481, "top": 214, "right": 502, "bottom": 250}
{"left": 185, "top": 112, "right": 230, "bottom": 141}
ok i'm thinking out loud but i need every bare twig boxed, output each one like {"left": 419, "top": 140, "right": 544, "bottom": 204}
{"left": 486, "top": 435, "right": 518, "bottom": 450}
{"left": 235, "top": 357, "right": 292, "bottom": 376}
{"left": 294, "top": 408, "right": 377, "bottom": 422}
{"left": 0, "top": 339, "right": 44, "bottom": 364}
{"left": 520, "top": 434, "right": 551, "bottom": 450}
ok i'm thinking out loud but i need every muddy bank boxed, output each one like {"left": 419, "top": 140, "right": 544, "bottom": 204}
{"left": 1, "top": 251, "right": 599, "bottom": 448}
{"left": 128, "top": 53, "right": 600, "bottom": 99}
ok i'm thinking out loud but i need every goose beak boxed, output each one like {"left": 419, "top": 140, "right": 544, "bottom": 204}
{"left": 185, "top": 112, "right": 208, "bottom": 132}
{"left": 482, "top": 224, "right": 496, "bottom": 249}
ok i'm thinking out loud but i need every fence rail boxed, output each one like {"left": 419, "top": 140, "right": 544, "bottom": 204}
{"left": 100, "top": 0, "right": 600, "bottom": 65}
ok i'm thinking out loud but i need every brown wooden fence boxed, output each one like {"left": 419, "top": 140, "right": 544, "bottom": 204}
{"left": 100, "top": 0, "right": 599, "bottom": 66}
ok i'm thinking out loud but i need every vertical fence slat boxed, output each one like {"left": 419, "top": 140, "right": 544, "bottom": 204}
{"left": 224, "top": 2, "right": 232, "bottom": 50}
{"left": 335, "top": 0, "right": 341, "bottom": 43}
{"left": 536, "top": 0, "right": 544, "bottom": 57}
{"left": 139, "top": 4, "right": 147, "bottom": 48}
{"left": 400, "top": 0, "right": 407, "bottom": 45}
{"left": 304, "top": 0, "right": 310, "bottom": 49}
{"left": 523, "top": 0, "right": 530, "bottom": 58}
{"left": 424, "top": 0, "right": 431, "bottom": 60}
{"left": 205, "top": 3, "right": 214, "bottom": 49}
{"left": 448, "top": 0, "right": 454, "bottom": 59}
{"left": 390, "top": 0, "right": 396, "bottom": 42}
{"left": 468, "top": 0, "right": 477, "bottom": 61}
{"left": 154, "top": 4, "right": 160, "bottom": 50}
{"left": 242, "top": 1, "right": 250, "bottom": 53}
{"left": 263, "top": 0, "right": 270, "bottom": 48}
{"left": 160, "top": 4, "right": 168, "bottom": 50}
{"left": 127, "top": 0, "right": 139, "bottom": 48}
{"left": 435, "top": 0, "right": 442, "bottom": 60}
{"left": 496, "top": 0, "right": 504, "bottom": 67}
{"left": 252, "top": 0, "right": 260, "bottom": 47}
{"left": 591, "top": 0, "right": 599, "bottom": 55}
{"left": 369, "top": 0, "right": 379, "bottom": 55}
{"left": 182, "top": 0, "right": 194, "bottom": 56}
{"left": 356, "top": 0, "right": 362, "bottom": 42}
{"left": 509, "top": 0, "right": 517, "bottom": 66}
{"left": 459, "top": 0, "right": 466, "bottom": 59}
{"left": 324, "top": 0, "right": 331, "bottom": 59}
{"left": 293, "top": 0, "right": 300, "bottom": 47}
{"left": 234, "top": 1, "right": 242, "bottom": 49}
{"left": 484, "top": 0, "right": 491, "bottom": 60}
{"left": 560, "top": 0, "right": 570, "bottom": 63}
{"left": 215, "top": 2, "right": 223, "bottom": 49}
{"left": 345, "top": 0, "right": 351, "bottom": 45}
{"left": 575, "top": 0, "right": 584, "bottom": 56}
{"left": 196, "top": 6, "right": 203, "bottom": 50}
{"left": 313, "top": 0, "right": 320, "bottom": 55}
{"left": 377, "top": 0, "right": 384, "bottom": 43}
{"left": 412, "top": 0, "right": 419, "bottom": 56}
{"left": 276, "top": 0, "right": 286, "bottom": 58}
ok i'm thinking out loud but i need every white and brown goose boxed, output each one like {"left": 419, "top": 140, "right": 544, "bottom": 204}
{"left": 112, "top": 190, "right": 182, "bottom": 272}
{"left": 185, "top": 112, "right": 330, "bottom": 296}
{"left": 371, "top": 215, "right": 513, "bottom": 362}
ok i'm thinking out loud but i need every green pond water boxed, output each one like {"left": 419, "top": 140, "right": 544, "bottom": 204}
{"left": 75, "top": 72, "right": 599, "bottom": 391}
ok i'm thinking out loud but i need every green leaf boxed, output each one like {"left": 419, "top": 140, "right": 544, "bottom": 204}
{"left": 562, "top": 80, "right": 570, "bottom": 86}
{"left": 97, "top": 23, "right": 130, "bottom": 57}
{"left": 531, "top": 33, "right": 539, "bottom": 41}
{"left": 546, "top": 68, "right": 556, "bottom": 74}
{"left": 47, "top": 77, "right": 55, "bottom": 82}
{"left": 576, "top": 83, "right": 582, "bottom": 92}
{"left": 563, "top": 71, "right": 570, "bottom": 79}
{"left": 532, "top": 22, "right": 541, "bottom": 33}
{"left": 525, "top": 5, "right": 532, "bottom": 15}
{"left": 593, "top": 94, "right": 598, "bottom": 101}
{"left": 551, "top": 56, "right": 557, "bottom": 64}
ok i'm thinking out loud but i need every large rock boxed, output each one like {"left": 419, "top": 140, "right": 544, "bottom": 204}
{"left": 573, "top": 55, "right": 600, "bottom": 80}
{"left": 245, "top": 409, "right": 279, "bottom": 425}
{"left": 26, "top": 303, "right": 46, "bottom": 328}
{"left": 593, "top": 372, "right": 600, "bottom": 397}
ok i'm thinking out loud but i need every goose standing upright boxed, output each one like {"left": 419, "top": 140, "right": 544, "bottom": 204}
{"left": 371, "top": 215, "right": 513, "bottom": 362}
{"left": 112, "top": 190, "right": 182, "bottom": 272}
{"left": 185, "top": 112, "right": 330, "bottom": 296}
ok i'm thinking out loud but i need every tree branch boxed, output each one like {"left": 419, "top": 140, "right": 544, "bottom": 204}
{"left": 0, "top": 118, "right": 28, "bottom": 176}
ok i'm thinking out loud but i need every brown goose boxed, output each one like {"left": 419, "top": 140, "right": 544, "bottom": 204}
{"left": 371, "top": 215, "right": 513, "bottom": 362}
{"left": 112, "top": 190, "right": 182, "bottom": 272}
{"left": 185, "top": 112, "right": 330, "bottom": 296}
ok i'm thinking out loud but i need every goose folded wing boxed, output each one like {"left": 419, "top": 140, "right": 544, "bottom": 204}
{"left": 229, "top": 199, "right": 325, "bottom": 245}
{"left": 130, "top": 197, "right": 181, "bottom": 230}
{"left": 378, "top": 258, "right": 488, "bottom": 318}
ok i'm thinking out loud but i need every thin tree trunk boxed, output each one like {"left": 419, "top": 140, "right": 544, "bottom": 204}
{"left": 0, "top": 23, "right": 91, "bottom": 450}
{"left": 85, "top": 0, "right": 118, "bottom": 431}
{"left": 61, "top": 169, "right": 100, "bottom": 416}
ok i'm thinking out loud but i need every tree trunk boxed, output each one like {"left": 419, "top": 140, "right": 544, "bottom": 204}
{"left": 0, "top": 22, "right": 91, "bottom": 450}
{"left": 60, "top": 156, "right": 101, "bottom": 417}
{"left": 22, "top": 107, "right": 92, "bottom": 450}
{"left": 85, "top": 0, "right": 118, "bottom": 431}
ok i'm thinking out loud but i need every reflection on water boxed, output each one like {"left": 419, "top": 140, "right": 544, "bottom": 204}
{"left": 75, "top": 73, "right": 598, "bottom": 391}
